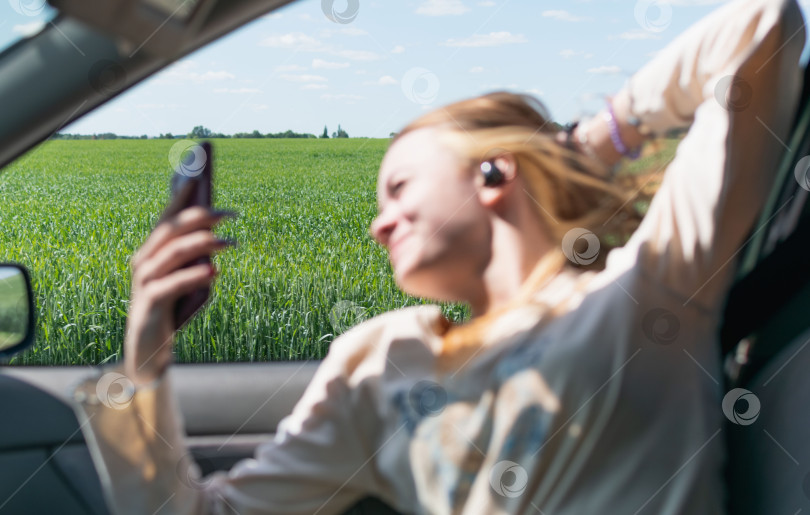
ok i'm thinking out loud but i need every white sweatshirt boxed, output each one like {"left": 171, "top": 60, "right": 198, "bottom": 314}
{"left": 72, "top": 0, "right": 806, "bottom": 513}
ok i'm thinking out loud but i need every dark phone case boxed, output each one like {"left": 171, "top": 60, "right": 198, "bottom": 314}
{"left": 160, "top": 141, "right": 213, "bottom": 330}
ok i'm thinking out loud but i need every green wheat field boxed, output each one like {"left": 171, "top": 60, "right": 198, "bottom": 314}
{"left": 0, "top": 138, "right": 675, "bottom": 366}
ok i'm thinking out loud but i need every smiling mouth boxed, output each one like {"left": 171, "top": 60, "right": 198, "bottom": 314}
{"left": 389, "top": 236, "right": 409, "bottom": 260}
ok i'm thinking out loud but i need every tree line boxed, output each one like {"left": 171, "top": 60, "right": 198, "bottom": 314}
{"left": 52, "top": 125, "right": 354, "bottom": 140}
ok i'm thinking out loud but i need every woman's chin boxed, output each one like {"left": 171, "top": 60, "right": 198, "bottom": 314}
{"left": 392, "top": 261, "right": 414, "bottom": 289}
{"left": 391, "top": 249, "right": 452, "bottom": 299}
{"left": 393, "top": 264, "right": 447, "bottom": 301}
{"left": 392, "top": 258, "right": 425, "bottom": 295}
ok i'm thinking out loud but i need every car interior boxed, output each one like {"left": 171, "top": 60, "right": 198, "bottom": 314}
{"left": 0, "top": 0, "right": 808, "bottom": 514}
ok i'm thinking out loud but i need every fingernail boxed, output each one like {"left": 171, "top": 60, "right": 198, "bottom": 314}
{"left": 210, "top": 209, "right": 239, "bottom": 219}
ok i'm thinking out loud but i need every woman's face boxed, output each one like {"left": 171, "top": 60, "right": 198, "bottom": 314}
{"left": 370, "top": 127, "right": 492, "bottom": 302}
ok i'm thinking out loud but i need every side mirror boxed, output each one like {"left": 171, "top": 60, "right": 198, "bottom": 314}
{"left": 0, "top": 264, "right": 35, "bottom": 360}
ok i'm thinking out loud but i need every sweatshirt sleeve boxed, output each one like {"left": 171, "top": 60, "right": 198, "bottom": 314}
{"left": 609, "top": 0, "right": 806, "bottom": 309}
{"left": 71, "top": 351, "right": 382, "bottom": 515}
{"left": 70, "top": 305, "right": 444, "bottom": 515}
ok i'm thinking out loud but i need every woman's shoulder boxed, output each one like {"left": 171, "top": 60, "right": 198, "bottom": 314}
{"left": 322, "top": 304, "right": 447, "bottom": 386}
{"left": 334, "top": 304, "right": 446, "bottom": 344}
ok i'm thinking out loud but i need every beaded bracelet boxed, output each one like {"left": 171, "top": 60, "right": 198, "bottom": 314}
{"left": 603, "top": 99, "right": 641, "bottom": 160}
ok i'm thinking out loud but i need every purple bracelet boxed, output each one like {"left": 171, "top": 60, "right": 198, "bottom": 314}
{"left": 603, "top": 100, "right": 640, "bottom": 160}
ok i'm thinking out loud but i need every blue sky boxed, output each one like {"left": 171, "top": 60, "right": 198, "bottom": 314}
{"left": 3, "top": 0, "right": 810, "bottom": 138}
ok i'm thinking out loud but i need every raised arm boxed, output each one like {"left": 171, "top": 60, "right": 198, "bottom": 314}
{"left": 582, "top": 0, "right": 806, "bottom": 309}
{"left": 69, "top": 203, "right": 394, "bottom": 514}
{"left": 72, "top": 300, "right": 444, "bottom": 514}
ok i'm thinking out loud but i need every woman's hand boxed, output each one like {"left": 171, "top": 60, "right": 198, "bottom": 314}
{"left": 124, "top": 207, "right": 236, "bottom": 386}
{"left": 556, "top": 91, "right": 648, "bottom": 171}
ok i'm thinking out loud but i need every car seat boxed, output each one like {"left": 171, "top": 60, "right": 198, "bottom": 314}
{"left": 722, "top": 60, "right": 810, "bottom": 514}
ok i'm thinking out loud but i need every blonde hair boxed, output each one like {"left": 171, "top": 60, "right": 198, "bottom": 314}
{"left": 392, "top": 91, "right": 649, "bottom": 370}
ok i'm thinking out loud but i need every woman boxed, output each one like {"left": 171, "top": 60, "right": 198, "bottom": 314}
{"left": 72, "top": 0, "right": 805, "bottom": 513}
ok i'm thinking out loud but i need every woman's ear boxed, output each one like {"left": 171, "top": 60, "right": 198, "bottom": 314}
{"left": 477, "top": 152, "right": 518, "bottom": 208}
{"left": 493, "top": 154, "right": 517, "bottom": 182}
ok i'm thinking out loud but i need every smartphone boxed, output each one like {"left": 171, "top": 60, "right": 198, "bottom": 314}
{"left": 160, "top": 141, "right": 213, "bottom": 330}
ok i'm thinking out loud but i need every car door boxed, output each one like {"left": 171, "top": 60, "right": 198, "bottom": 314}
{"left": 0, "top": 363, "right": 320, "bottom": 514}
{"left": 0, "top": 1, "right": 399, "bottom": 513}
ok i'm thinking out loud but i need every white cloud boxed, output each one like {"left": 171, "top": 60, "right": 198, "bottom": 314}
{"left": 469, "top": 66, "right": 484, "bottom": 73}
{"left": 312, "top": 58, "right": 350, "bottom": 69}
{"left": 391, "top": 45, "right": 405, "bottom": 54}
{"left": 443, "top": 31, "right": 527, "bottom": 47}
{"left": 416, "top": 0, "right": 470, "bottom": 16}
{"left": 274, "top": 64, "right": 307, "bottom": 72}
{"left": 198, "top": 71, "right": 234, "bottom": 81}
{"left": 249, "top": 104, "right": 269, "bottom": 111}
{"left": 12, "top": 21, "right": 45, "bottom": 37}
{"left": 541, "top": 10, "right": 590, "bottom": 22}
{"left": 260, "top": 32, "right": 321, "bottom": 50}
{"left": 478, "top": 1, "right": 496, "bottom": 5}
{"left": 213, "top": 88, "right": 261, "bottom": 94}
{"left": 153, "top": 61, "right": 235, "bottom": 84}
{"left": 365, "top": 75, "right": 398, "bottom": 86}
{"left": 260, "top": 32, "right": 379, "bottom": 61}
{"left": 302, "top": 84, "right": 328, "bottom": 90}
{"left": 280, "top": 74, "right": 328, "bottom": 82}
{"left": 587, "top": 65, "right": 623, "bottom": 75}
{"left": 333, "top": 49, "right": 380, "bottom": 61}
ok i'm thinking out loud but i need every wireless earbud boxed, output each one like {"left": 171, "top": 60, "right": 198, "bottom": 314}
{"left": 480, "top": 160, "right": 505, "bottom": 187}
